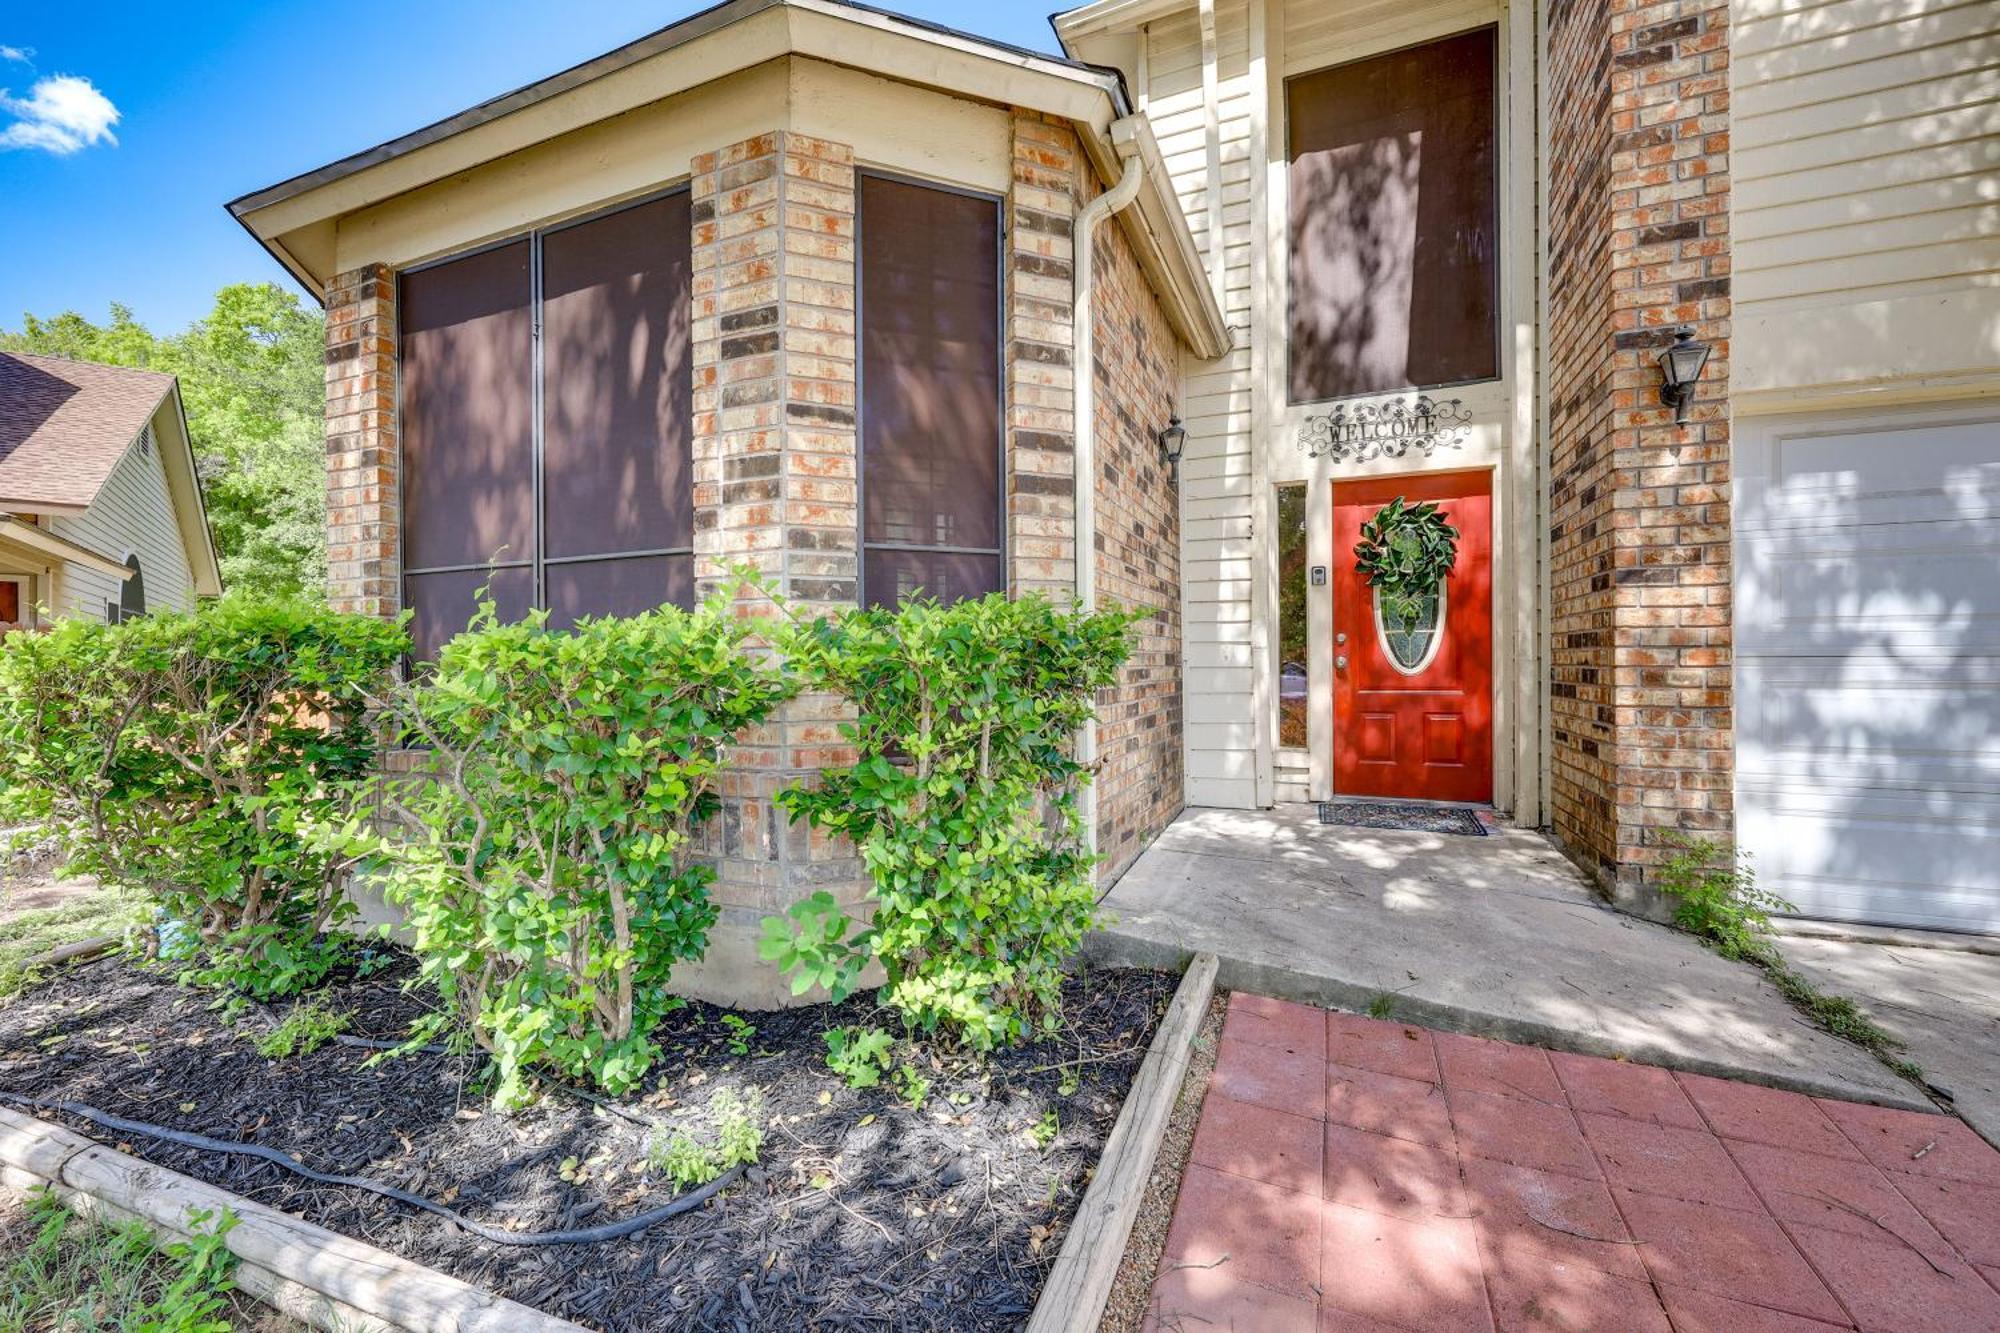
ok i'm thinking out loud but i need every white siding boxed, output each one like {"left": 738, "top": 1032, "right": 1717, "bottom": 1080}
{"left": 48, "top": 420, "right": 198, "bottom": 622}
{"left": 1146, "top": 1, "right": 1263, "bottom": 806}
{"left": 1733, "top": 0, "right": 2000, "bottom": 399}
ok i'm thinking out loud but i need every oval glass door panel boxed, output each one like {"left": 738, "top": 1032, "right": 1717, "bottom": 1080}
{"left": 1373, "top": 582, "right": 1445, "bottom": 675}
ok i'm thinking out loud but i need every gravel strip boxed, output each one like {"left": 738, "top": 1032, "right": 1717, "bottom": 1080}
{"left": 1095, "top": 990, "right": 1224, "bottom": 1333}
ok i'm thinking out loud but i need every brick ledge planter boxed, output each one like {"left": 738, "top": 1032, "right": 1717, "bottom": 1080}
{"left": 1026, "top": 951, "right": 1219, "bottom": 1333}
{"left": 0, "top": 1104, "right": 585, "bottom": 1333}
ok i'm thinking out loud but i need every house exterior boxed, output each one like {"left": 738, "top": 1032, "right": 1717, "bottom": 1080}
{"left": 232, "top": 0, "right": 1997, "bottom": 998}
{"left": 0, "top": 353, "right": 222, "bottom": 626}
{"left": 1055, "top": 0, "right": 1997, "bottom": 936}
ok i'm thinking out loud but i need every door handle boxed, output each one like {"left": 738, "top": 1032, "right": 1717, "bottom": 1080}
{"left": 1336, "top": 654, "right": 1348, "bottom": 671}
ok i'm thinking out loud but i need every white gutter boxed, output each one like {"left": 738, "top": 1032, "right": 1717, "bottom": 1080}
{"left": 1075, "top": 116, "right": 1148, "bottom": 860}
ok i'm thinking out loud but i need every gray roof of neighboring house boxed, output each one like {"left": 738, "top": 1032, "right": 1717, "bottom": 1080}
{"left": 0, "top": 352, "right": 176, "bottom": 511}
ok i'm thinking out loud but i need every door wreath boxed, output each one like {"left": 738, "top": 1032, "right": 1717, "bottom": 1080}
{"left": 1353, "top": 497, "right": 1459, "bottom": 623}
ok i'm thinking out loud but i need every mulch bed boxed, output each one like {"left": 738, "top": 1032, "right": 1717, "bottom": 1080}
{"left": 0, "top": 951, "right": 1176, "bottom": 1331}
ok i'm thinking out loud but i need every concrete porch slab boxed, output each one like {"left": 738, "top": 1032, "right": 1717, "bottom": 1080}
{"left": 1088, "top": 805, "right": 1926, "bottom": 1110}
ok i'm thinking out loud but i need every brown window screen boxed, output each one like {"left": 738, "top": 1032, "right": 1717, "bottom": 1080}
{"left": 1287, "top": 26, "right": 1498, "bottom": 402}
{"left": 859, "top": 173, "right": 1002, "bottom": 610}
{"left": 398, "top": 194, "right": 694, "bottom": 658}
{"left": 400, "top": 240, "right": 534, "bottom": 656}
{"left": 540, "top": 194, "right": 694, "bottom": 629}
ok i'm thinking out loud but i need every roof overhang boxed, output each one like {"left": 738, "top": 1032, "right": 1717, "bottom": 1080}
{"left": 152, "top": 391, "right": 224, "bottom": 597}
{"left": 230, "top": 0, "right": 1227, "bottom": 357}
{"left": 0, "top": 516, "right": 134, "bottom": 581}
{"left": 1052, "top": 0, "right": 1195, "bottom": 44}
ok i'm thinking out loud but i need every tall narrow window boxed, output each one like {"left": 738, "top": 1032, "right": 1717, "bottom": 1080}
{"left": 400, "top": 240, "right": 536, "bottom": 658}
{"left": 1276, "top": 484, "right": 1309, "bottom": 748}
{"left": 540, "top": 195, "right": 695, "bottom": 627}
{"left": 1287, "top": 26, "right": 1498, "bottom": 402}
{"left": 398, "top": 193, "right": 694, "bottom": 659}
{"left": 119, "top": 555, "right": 145, "bottom": 621}
{"left": 859, "top": 173, "right": 1003, "bottom": 609}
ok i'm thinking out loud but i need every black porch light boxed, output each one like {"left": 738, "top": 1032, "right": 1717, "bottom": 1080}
{"left": 1158, "top": 414, "right": 1187, "bottom": 472}
{"left": 1656, "top": 325, "right": 1712, "bottom": 426}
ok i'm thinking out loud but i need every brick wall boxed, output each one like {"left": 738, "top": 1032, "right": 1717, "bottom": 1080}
{"left": 1008, "top": 112, "right": 1185, "bottom": 883}
{"left": 682, "top": 130, "right": 869, "bottom": 1006}
{"left": 321, "top": 117, "right": 1191, "bottom": 1001}
{"left": 1007, "top": 115, "right": 1080, "bottom": 600}
{"left": 323, "top": 265, "right": 398, "bottom": 617}
{"left": 1545, "top": 0, "right": 1733, "bottom": 897}
{"left": 1089, "top": 177, "right": 1185, "bottom": 885}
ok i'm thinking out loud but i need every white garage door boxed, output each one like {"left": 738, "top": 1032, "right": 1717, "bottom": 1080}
{"left": 1736, "top": 404, "right": 2000, "bottom": 934}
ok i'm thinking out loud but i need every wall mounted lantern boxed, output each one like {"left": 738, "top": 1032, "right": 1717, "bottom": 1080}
{"left": 1158, "top": 415, "right": 1187, "bottom": 476}
{"left": 1656, "top": 325, "right": 1712, "bottom": 426}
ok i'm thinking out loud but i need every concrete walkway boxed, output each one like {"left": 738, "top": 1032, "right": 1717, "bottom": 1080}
{"left": 1090, "top": 806, "right": 1924, "bottom": 1109}
{"left": 1142, "top": 991, "right": 2000, "bottom": 1332}
{"left": 1778, "top": 934, "right": 2000, "bottom": 1148}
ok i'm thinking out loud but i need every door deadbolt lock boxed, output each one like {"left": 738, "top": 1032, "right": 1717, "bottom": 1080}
{"left": 1336, "top": 654, "right": 1348, "bottom": 670}
{"left": 1336, "top": 632, "right": 1347, "bottom": 645}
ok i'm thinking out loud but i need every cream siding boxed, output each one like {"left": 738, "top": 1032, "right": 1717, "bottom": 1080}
{"left": 1733, "top": 0, "right": 2000, "bottom": 404}
{"left": 47, "top": 420, "right": 198, "bottom": 622}
{"left": 1146, "top": 1, "right": 1264, "bottom": 806}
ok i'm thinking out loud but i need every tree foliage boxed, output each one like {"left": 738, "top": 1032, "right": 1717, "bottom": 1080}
{"left": 1, "top": 285, "right": 327, "bottom": 597}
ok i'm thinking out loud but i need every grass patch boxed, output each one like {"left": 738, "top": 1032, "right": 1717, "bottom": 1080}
{"left": 0, "top": 881, "right": 148, "bottom": 1003}
{"left": 0, "top": 1187, "right": 242, "bottom": 1333}
{"left": 1658, "top": 835, "right": 1920, "bottom": 1081}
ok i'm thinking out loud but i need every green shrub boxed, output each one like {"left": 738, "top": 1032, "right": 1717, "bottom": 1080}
{"left": 1657, "top": 834, "right": 1793, "bottom": 960}
{"left": 0, "top": 597, "right": 407, "bottom": 998}
{"left": 762, "top": 593, "right": 1138, "bottom": 1050}
{"left": 254, "top": 995, "right": 350, "bottom": 1058}
{"left": 354, "top": 593, "right": 790, "bottom": 1108}
{"left": 645, "top": 1088, "right": 764, "bottom": 1190}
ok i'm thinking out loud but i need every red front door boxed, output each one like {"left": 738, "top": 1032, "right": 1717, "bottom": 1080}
{"left": 1332, "top": 470, "right": 1492, "bottom": 803}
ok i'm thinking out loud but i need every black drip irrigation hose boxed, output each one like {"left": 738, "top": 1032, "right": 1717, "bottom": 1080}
{"left": 0, "top": 1090, "right": 741, "bottom": 1247}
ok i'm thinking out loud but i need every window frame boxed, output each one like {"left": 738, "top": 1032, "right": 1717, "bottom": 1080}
{"left": 854, "top": 168, "right": 1009, "bottom": 610}
{"left": 395, "top": 185, "right": 695, "bottom": 640}
{"left": 1282, "top": 23, "right": 1503, "bottom": 407}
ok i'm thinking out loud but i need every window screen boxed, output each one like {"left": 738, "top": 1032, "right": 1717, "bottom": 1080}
{"left": 859, "top": 174, "right": 1003, "bottom": 609}
{"left": 398, "top": 194, "right": 694, "bottom": 658}
{"left": 1287, "top": 26, "right": 1498, "bottom": 402}
{"left": 540, "top": 194, "right": 694, "bottom": 628}
{"left": 119, "top": 555, "right": 145, "bottom": 621}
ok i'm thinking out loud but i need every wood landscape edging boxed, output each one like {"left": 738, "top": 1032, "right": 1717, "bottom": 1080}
{"left": 1025, "top": 951, "right": 1219, "bottom": 1333}
{"left": 0, "top": 1103, "right": 587, "bottom": 1333}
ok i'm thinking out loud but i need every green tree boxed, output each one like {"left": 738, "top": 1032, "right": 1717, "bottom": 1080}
{"left": 1, "top": 284, "right": 328, "bottom": 597}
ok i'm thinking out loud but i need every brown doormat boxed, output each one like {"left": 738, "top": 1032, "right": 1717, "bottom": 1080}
{"left": 1317, "top": 802, "right": 1487, "bottom": 837}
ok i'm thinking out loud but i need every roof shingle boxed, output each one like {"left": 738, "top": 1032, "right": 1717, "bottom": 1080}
{"left": 0, "top": 351, "right": 177, "bottom": 511}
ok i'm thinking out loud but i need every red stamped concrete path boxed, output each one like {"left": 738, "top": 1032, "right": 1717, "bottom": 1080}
{"left": 1142, "top": 992, "right": 2000, "bottom": 1332}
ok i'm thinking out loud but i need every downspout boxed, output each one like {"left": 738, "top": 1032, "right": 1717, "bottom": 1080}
{"left": 1075, "top": 117, "right": 1147, "bottom": 867}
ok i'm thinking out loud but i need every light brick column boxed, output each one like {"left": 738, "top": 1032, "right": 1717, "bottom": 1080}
{"left": 323, "top": 264, "right": 399, "bottom": 616}
{"left": 1007, "top": 113, "right": 1080, "bottom": 599}
{"left": 1545, "top": 0, "right": 1733, "bottom": 905}
{"left": 684, "top": 131, "right": 867, "bottom": 1007}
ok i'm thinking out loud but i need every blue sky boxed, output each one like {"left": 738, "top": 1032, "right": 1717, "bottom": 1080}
{"left": 1, "top": 1, "right": 1066, "bottom": 335}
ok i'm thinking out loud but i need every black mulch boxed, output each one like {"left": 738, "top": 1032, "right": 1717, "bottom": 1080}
{"left": 0, "top": 953, "right": 1177, "bottom": 1331}
{"left": 1317, "top": 801, "right": 1488, "bottom": 837}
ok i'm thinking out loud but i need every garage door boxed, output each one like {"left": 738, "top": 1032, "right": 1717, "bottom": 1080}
{"left": 1736, "top": 404, "right": 2000, "bottom": 934}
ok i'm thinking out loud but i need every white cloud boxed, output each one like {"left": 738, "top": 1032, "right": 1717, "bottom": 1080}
{"left": 0, "top": 74, "right": 119, "bottom": 154}
{"left": 0, "top": 46, "right": 33, "bottom": 65}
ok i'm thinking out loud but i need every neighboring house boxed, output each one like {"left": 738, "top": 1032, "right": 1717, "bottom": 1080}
{"left": 228, "top": 0, "right": 1997, "bottom": 997}
{"left": 0, "top": 353, "right": 222, "bottom": 627}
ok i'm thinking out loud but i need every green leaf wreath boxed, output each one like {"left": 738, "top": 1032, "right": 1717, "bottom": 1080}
{"left": 1354, "top": 497, "right": 1459, "bottom": 623}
